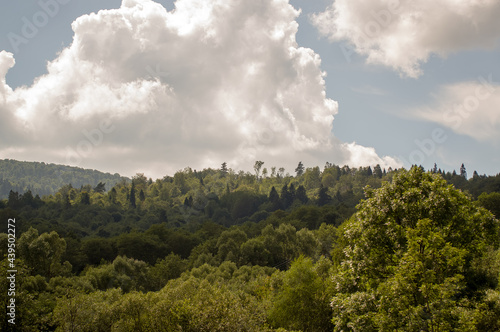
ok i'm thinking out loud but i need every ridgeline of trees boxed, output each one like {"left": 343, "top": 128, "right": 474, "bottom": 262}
{"left": 0, "top": 159, "right": 129, "bottom": 199}
{"left": 1, "top": 161, "right": 500, "bottom": 331}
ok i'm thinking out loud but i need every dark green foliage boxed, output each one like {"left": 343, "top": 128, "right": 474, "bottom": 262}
{"left": 317, "top": 185, "right": 331, "bottom": 206}
{"left": 477, "top": 192, "right": 500, "bottom": 218}
{"left": 295, "top": 161, "right": 305, "bottom": 176}
{"left": 81, "top": 238, "right": 117, "bottom": 265}
{"left": 129, "top": 182, "right": 136, "bottom": 208}
{"left": 220, "top": 190, "right": 266, "bottom": 221}
{"left": 280, "top": 184, "right": 293, "bottom": 209}
{"left": 94, "top": 182, "right": 106, "bottom": 193}
{"left": 220, "top": 162, "right": 228, "bottom": 176}
{"left": 268, "top": 186, "right": 282, "bottom": 211}
{"left": 1, "top": 161, "right": 500, "bottom": 331}
{"left": 373, "top": 164, "right": 383, "bottom": 178}
{"left": 80, "top": 192, "right": 91, "bottom": 205}
{"left": 295, "top": 185, "right": 308, "bottom": 204}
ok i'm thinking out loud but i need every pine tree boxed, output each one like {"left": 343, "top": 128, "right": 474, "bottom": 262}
{"left": 281, "top": 184, "right": 292, "bottom": 209}
{"left": 296, "top": 185, "right": 308, "bottom": 204}
{"left": 295, "top": 161, "right": 305, "bottom": 177}
{"left": 129, "top": 182, "right": 136, "bottom": 208}
{"left": 432, "top": 163, "right": 438, "bottom": 173}
{"left": 221, "top": 162, "right": 228, "bottom": 176}
{"left": 317, "top": 185, "right": 331, "bottom": 206}
{"left": 289, "top": 183, "right": 296, "bottom": 203}
{"left": 269, "top": 186, "right": 282, "bottom": 211}
{"left": 460, "top": 163, "right": 467, "bottom": 179}
{"left": 94, "top": 182, "right": 106, "bottom": 193}
{"left": 373, "top": 164, "right": 383, "bottom": 178}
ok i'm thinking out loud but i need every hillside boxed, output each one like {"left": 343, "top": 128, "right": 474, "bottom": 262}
{"left": 0, "top": 159, "right": 129, "bottom": 199}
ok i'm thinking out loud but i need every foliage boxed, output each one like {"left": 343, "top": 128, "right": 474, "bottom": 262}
{"left": 330, "top": 167, "right": 500, "bottom": 331}
{"left": 268, "top": 256, "right": 333, "bottom": 331}
{"left": 0, "top": 159, "right": 128, "bottom": 199}
{"left": 1, "top": 161, "right": 500, "bottom": 330}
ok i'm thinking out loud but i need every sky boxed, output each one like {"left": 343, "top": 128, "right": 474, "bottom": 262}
{"left": 0, "top": 0, "right": 499, "bottom": 179}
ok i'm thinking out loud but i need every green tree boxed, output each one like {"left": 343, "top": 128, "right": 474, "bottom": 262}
{"left": 304, "top": 166, "right": 321, "bottom": 190}
{"left": 330, "top": 167, "right": 499, "bottom": 331}
{"left": 295, "top": 161, "right": 305, "bottom": 177}
{"left": 80, "top": 192, "right": 90, "bottom": 205}
{"left": 296, "top": 185, "right": 308, "bottom": 204}
{"left": 220, "top": 162, "right": 228, "bottom": 176}
{"left": 94, "top": 182, "right": 106, "bottom": 193}
{"left": 317, "top": 185, "right": 331, "bottom": 206}
{"left": 81, "top": 238, "right": 117, "bottom": 265}
{"left": 268, "top": 186, "right": 282, "bottom": 211}
{"left": 269, "top": 256, "right": 333, "bottom": 331}
{"left": 280, "top": 184, "right": 293, "bottom": 209}
{"left": 18, "top": 228, "right": 72, "bottom": 278}
{"left": 7, "top": 190, "right": 20, "bottom": 209}
{"left": 52, "top": 289, "right": 122, "bottom": 331}
{"left": 139, "top": 189, "right": 145, "bottom": 202}
{"left": 129, "top": 182, "right": 136, "bottom": 208}
{"left": 460, "top": 163, "right": 467, "bottom": 179}
{"left": 321, "top": 173, "right": 336, "bottom": 188}
{"left": 373, "top": 164, "right": 383, "bottom": 178}
{"left": 148, "top": 253, "right": 187, "bottom": 291}
{"left": 477, "top": 192, "right": 500, "bottom": 218}
{"left": 108, "top": 187, "right": 117, "bottom": 204}
{"left": 216, "top": 228, "right": 248, "bottom": 262}
{"left": 254, "top": 160, "right": 264, "bottom": 180}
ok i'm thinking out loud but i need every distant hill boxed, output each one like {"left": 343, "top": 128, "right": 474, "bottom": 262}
{"left": 0, "top": 159, "right": 129, "bottom": 199}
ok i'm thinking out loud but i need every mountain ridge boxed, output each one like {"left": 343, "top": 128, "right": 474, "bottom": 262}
{"left": 0, "top": 158, "right": 130, "bottom": 199}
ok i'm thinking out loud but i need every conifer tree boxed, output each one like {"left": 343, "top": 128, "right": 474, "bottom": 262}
{"left": 460, "top": 163, "right": 467, "bottom": 179}
{"left": 296, "top": 185, "right": 308, "bottom": 204}
{"left": 129, "top": 182, "right": 136, "bottom": 208}
{"left": 295, "top": 161, "right": 305, "bottom": 177}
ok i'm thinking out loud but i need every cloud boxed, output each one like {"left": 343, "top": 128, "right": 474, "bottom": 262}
{"left": 0, "top": 0, "right": 399, "bottom": 178}
{"left": 413, "top": 75, "right": 500, "bottom": 142}
{"left": 312, "top": 0, "right": 500, "bottom": 78}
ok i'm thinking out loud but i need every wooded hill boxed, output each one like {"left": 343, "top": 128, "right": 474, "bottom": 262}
{"left": 1, "top": 162, "right": 500, "bottom": 331}
{"left": 0, "top": 159, "right": 129, "bottom": 199}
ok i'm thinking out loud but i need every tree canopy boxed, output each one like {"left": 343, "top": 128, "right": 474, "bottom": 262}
{"left": 331, "top": 167, "right": 500, "bottom": 331}
{"left": 1, "top": 162, "right": 500, "bottom": 331}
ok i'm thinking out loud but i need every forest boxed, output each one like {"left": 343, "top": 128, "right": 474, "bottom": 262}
{"left": 1, "top": 160, "right": 500, "bottom": 331}
{"left": 0, "top": 159, "right": 128, "bottom": 199}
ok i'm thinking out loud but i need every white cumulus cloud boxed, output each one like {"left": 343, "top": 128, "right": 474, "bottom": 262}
{"left": 0, "top": 0, "right": 399, "bottom": 178}
{"left": 312, "top": 0, "right": 500, "bottom": 78}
